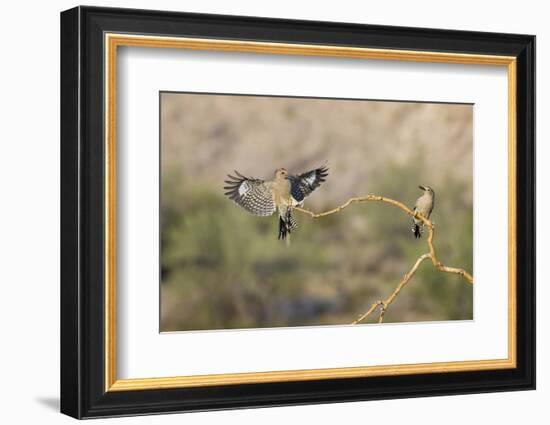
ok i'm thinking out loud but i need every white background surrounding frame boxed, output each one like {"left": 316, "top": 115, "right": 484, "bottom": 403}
{"left": 116, "top": 46, "right": 509, "bottom": 379}
{"left": 2, "top": 1, "right": 546, "bottom": 424}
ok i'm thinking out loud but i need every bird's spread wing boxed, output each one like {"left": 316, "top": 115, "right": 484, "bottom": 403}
{"left": 224, "top": 171, "right": 276, "bottom": 216}
{"left": 288, "top": 165, "right": 329, "bottom": 202}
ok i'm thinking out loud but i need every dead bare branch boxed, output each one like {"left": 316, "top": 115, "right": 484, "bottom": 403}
{"left": 294, "top": 194, "right": 474, "bottom": 324}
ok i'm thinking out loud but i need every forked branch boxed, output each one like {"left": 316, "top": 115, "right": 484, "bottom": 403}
{"left": 294, "top": 195, "right": 473, "bottom": 324}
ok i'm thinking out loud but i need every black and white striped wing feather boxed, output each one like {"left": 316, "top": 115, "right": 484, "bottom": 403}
{"left": 224, "top": 171, "right": 276, "bottom": 217}
{"left": 288, "top": 165, "right": 329, "bottom": 203}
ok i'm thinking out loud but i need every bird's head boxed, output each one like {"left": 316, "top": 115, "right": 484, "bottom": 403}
{"left": 418, "top": 185, "right": 435, "bottom": 196}
{"left": 275, "top": 168, "right": 288, "bottom": 179}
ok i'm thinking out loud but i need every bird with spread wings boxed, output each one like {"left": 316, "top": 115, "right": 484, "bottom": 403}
{"left": 224, "top": 165, "right": 329, "bottom": 240}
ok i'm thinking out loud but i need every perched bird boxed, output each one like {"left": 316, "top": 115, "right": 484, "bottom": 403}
{"left": 224, "top": 165, "right": 329, "bottom": 240}
{"left": 411, "top": 185, "right": 435, "bottom": 238}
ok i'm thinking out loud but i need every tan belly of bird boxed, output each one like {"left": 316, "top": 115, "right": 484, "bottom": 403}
{"left": 272, "top": 179, "right": 292, "bottom": 207}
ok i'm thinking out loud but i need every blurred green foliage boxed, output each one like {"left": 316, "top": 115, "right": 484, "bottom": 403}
{"left": 160, "top": 158, "right": 473, "bottom": 331}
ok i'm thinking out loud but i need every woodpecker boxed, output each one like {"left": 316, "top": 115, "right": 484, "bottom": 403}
{"left": 224, "top": 165, "right": 329, "bottom": 240}
{"left": 411, "top": 185, "right": 435, "bottom": 238}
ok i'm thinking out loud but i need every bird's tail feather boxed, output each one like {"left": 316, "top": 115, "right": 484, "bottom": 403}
{"left": 278, "top": 216, "right": 287, "bottom": 240}
{"left": 411, "top": 222, "right": 422, "bottom": 239}
{"left": 278, "top": 210, "right": 298, "bottom": 240}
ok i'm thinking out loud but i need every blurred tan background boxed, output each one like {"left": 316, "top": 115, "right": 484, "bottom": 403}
{"left": 160, "top": 92, "right": 473, "bottom": 331}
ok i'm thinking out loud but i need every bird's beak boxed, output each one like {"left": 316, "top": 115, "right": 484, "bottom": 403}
{"left": 418, "top": 185, "right": 427, "bottom": 191}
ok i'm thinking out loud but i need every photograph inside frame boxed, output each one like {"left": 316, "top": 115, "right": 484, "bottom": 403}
{"left": 159, "top": 92, "right": 474, "bottom": 332}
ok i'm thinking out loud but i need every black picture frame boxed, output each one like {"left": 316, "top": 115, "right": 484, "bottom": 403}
{"left": 60, "top": 5, "right": 535, "bottom": 419}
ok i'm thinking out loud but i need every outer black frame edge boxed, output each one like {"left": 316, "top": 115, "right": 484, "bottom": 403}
{"left": 60, "top": 6, "right": 82, "bottom": 419}
{"left": 515, "top": 35, "right": 536, "bottom": 392}
{"left": 60, "top": 5, "right": 536, "bottom": 419}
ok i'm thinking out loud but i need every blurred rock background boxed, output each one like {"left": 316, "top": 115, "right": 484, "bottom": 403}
{"left": 160, "top": 92, "right": 473, "bottom": 331}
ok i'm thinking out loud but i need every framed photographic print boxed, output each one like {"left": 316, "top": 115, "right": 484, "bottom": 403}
{"left": 60, "top": 6, "right": 535, "bottom": 419}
